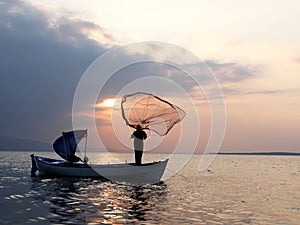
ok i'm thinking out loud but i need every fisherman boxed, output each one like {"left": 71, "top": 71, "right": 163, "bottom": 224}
{"left": 131, "top": 124, "right": 147, "bottom": 165}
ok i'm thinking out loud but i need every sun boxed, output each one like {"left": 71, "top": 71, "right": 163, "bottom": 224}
{"left": 103, "top": 98, "right": 116, "bottom": 107}
{"left": 96, "top": 98, "right": 116, "bottom": 108}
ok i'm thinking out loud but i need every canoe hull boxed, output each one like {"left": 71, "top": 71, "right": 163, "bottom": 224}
{"left": 34, "top": 156, "right": 168, "bottom": 185}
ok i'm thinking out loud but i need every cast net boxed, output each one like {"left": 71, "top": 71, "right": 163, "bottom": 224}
{"left": 121, "top": 92, "right": 186, "bottom": 136}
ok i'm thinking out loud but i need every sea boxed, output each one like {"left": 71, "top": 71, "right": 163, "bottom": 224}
{"left": 0, "top": 151, "right": 299, "bottom": 225}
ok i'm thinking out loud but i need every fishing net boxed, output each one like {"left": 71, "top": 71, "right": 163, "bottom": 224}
{"left": 121, "top": 92, "right": 186, "bottom": 136}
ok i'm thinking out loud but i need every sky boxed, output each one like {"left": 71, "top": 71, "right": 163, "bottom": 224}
{"left": 1, "top": 0, "right": 300, "bottom": 153}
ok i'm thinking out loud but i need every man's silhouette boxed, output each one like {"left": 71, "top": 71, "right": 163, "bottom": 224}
{"left": 131, "top": 125, "right": 147, "bottom": 165}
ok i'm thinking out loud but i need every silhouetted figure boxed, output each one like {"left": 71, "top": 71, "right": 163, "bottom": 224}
{"left": 131, "top": 125, "right": 147, "bottom": 165}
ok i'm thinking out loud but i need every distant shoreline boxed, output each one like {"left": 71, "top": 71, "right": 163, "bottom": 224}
{"left": 0, "top": 149, "right": 299, "bottom": 156}
{"left": 214, "top": 152, "right": 300, "bottom": 156}
{"left": 0, "top": 149, "right": 52, "bottom": 152}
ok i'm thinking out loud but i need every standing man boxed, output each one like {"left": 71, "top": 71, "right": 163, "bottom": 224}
{"left": 131, "top": 124, "right": 147, "bottom": 165}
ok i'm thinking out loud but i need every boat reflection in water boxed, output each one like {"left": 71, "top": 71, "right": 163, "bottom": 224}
{"left": 30, "top": 177, "right": 167, "bottom": 224}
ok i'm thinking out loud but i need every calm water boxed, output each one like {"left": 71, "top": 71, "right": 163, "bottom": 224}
{"left": 0, "top": 151, "right": 299, "bottom": 224}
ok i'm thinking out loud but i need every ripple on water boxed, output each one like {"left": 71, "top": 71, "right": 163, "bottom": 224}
{"left": 1, "top": 153, "right": 299, "bottom": 224}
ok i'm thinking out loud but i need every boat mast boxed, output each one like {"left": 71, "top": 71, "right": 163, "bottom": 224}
{"left": 62, "top": 132, "right": 68, "bottom": 161}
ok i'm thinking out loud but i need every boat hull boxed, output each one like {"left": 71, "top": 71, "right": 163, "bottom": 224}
{"left": 34, "top": 156, "right": 168, "bottom": 185}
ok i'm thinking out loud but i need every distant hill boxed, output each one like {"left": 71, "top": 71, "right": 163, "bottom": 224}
{"left": 215, "top": 152, "right": 300, "bottom": 156}
{"left": 0, "top": 135, "right": 52, "bottom": 151}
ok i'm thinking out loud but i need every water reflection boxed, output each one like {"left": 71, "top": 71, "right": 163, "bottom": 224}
{"left": 30, "top": 178, "right": 167, "bottom": 224}
{"left": 5, "top": 153, "right": 299, "bottom": 224}
{"left": 130, "top": 186, "right": 148, "bottom": 221}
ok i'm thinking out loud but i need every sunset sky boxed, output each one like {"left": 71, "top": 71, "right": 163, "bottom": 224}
{"left": 1, "top": 0, "right": 299, "bottom": 153}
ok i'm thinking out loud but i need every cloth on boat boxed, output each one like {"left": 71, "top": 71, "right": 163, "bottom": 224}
{"left": 53, "top": 130, "right": 87, "bottom": 162}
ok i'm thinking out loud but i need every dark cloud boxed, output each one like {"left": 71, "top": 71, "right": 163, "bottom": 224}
{"left": 205, "top": 60, "right": 258, "bottom": 83}
{"left": 98, "top": 59, "right": 258, "bottom": 99}
{"left": 0, "top": 0, "right": 111, "bottom": 142}
{"left": 0, "top": 0, "right": 259, "bottom": 144}
{"left": 98, "top": 62, "right": 188, "bottom": 98}
{"left": 157, "top": 60, "right": 258, "bottom": 93}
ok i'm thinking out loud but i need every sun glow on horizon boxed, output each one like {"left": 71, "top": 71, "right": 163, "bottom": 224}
{"left": 96, "top": 98, "right": 116, "bottom": 108}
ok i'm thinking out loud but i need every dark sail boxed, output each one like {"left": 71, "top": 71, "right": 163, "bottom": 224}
{"left": 53, "top": 130, "right": 87, "bottom": 162}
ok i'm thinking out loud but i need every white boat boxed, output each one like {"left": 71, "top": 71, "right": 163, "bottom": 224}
{"left": 31, "top": 130, "right": 168, "bottom": 185}
{"left": 33, "top": 156, "right": 168, "bottom": 185}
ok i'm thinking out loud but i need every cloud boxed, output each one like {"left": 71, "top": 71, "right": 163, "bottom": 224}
{"left": 205, "top": 61, "right": 258, "bottom": 83}
{"left": 222, "top": 88, "right": 284, "bottom": 96}
{"left": 96, "top": 59, "right": 259, "bottom": 100}
{"left": 0, "top": 0, "right": 260, "bottom": 144}
{"left": 0, "top": 0, "right": 113, "bottom": 141}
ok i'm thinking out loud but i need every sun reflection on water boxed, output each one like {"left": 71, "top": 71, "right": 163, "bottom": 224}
{"left": 28, "top": 177, "right": 167, "bottom": 224}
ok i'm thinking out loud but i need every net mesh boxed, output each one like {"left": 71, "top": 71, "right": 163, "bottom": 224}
{"left": 121, "top": 92, "right": 186, "bottom": 136}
